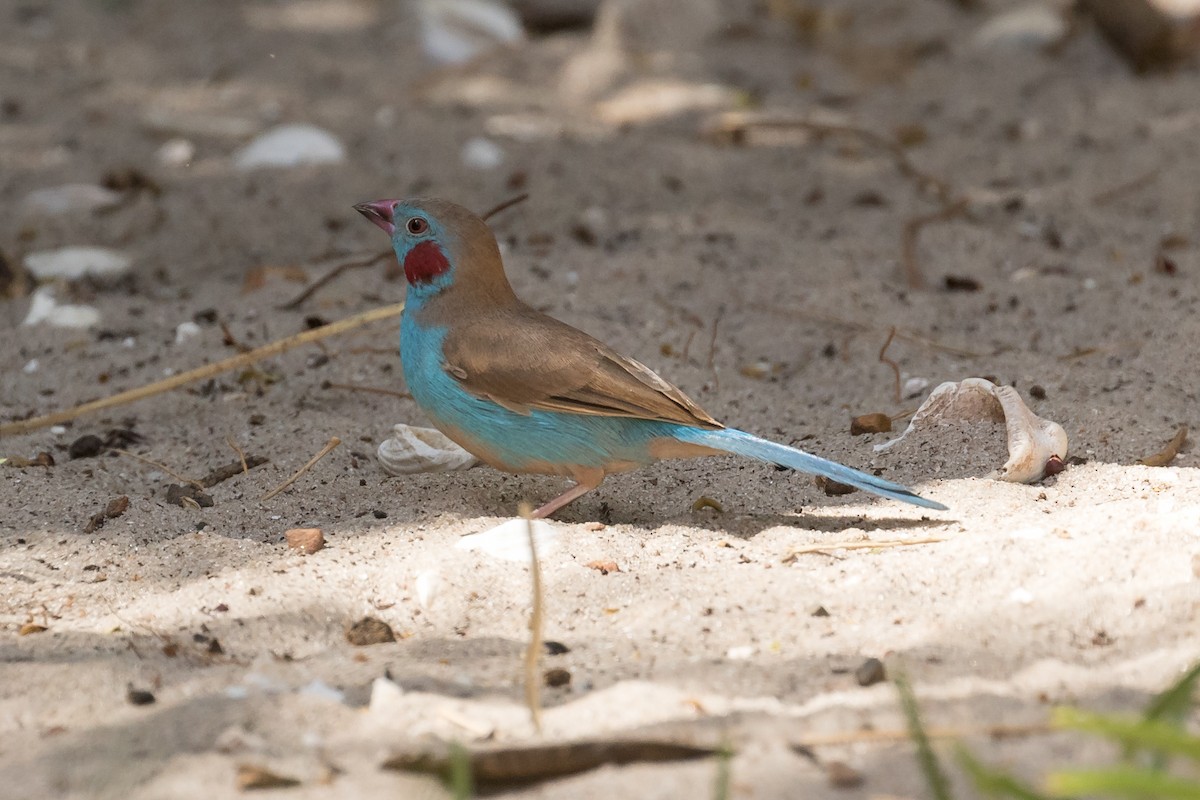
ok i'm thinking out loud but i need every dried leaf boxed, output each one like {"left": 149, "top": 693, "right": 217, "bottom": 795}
{"left": 383, "top": 739, "right": 717, "bottom": 789}
{"left": 850, "top": 413, "right": 892, "bottom": 435}
{"left": 236, "top": 764, "right": 300, "bottom": 790}
{"left": 1138, "top": 425, "right": 1188, "bottom": 467}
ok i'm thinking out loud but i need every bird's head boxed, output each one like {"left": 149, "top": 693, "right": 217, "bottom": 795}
{"left": 354, "top": 197, "right": 512, "bottom": 307}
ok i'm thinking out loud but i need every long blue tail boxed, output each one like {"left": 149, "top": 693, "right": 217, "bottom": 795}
{"left": 675, "top": 427, "right": 947, "bottom": 511}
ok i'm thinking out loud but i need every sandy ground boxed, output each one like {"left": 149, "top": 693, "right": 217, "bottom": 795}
{"left": 1, "top": 1, "right": 1198, "bottom": 798}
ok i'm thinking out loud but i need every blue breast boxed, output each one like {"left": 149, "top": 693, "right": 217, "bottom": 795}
{"left": 400, "top": 315, "right": 681, "bottom": 472}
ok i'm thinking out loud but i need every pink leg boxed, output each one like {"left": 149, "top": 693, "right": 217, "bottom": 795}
{"left": 531, "top": 470, "right": 604, "bottom": 519}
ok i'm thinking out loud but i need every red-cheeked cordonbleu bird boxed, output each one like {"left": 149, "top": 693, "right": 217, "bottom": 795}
{"left": 354, "top": 197, "right": 946, "bottom": 519}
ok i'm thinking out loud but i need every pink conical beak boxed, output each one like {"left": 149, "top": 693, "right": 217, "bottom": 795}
{"left": 353, "top": 199, "right": 400, "bottom": 235}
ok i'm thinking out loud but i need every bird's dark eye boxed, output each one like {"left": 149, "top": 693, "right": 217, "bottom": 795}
{"left": 406, "top": 217, "right": 428, "bottom": 235}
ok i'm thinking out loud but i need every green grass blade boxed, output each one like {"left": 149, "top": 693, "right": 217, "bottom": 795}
{"left": 956, "top": 746, "right": 1059, "bottom": 800}
{"left": 1046, "top": 766, "right": 1200, "bottom": 799}
{"left": 895, "top": 672, "right": 954, "bottom": 800}
{"left": 712, "top": 743, "right": 732, "bottom": 800}
{"left": 1143, "top": 663, "right": 1200, "bottom": 725}
{"left": 447, "top": 742, "right": 473, "bottom": 800}
{"left": 1052, "top": 707, "right": 1200, "bottom": 763}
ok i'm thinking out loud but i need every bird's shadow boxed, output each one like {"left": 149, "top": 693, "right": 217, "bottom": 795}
{"left": 555, "top": 503, "right": 956, "bottom": 540}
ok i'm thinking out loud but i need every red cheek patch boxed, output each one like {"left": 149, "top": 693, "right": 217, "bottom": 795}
{"left": 404, "top": 241, "right": 451, "bottom": 285}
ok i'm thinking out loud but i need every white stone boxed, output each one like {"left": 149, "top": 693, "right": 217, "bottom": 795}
{"left": 1008, "top": 587, "right": 1035, "bottom": 605}
{"left": 975, "top": 4, "right": 1068, "bottom": 50}
{"left": 233, "top": 124, "right": 346, "bottom": 169}
{"left": 415, "top": 569, "right": 441, "bottom": 610}
{"left": 377, "top": 424, "right": 478, "bottom": 475}
{"left": 456, "top": 518, "right": 560, "bottom": 562}
{"left": 157, "top": 138, "right": 196, "bottom": 167}
{"left": 23, "top": 184, "right": 123, "bottom": 215}
{"left": 368, "top": 676, "right": 405, "bottom": 714}
{"left": 22, "top": 287, "right": 101, "bottom": 328}
{"left": 298, "top": 679, "right": 345, "bottom": 703}
{"left": 726, "top": 645, "right": 755, "bottom": 660}
{"left": 22, "top": 359, "right": 39, "bottom": 374}
{"left": 174, "top": 321, "right": 202, "bottom": 344}
{"left": 418, "top": 0, "right": 524, "bottom": 65}
{"left": 461, "top": 136, "right": 504, "bottom": 170}
{"left": 25, "top": 246, "right": 131, "bottom": 281}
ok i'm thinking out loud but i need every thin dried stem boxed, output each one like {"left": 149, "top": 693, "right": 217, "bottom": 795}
{"left": 112, "top": 448, "right": 202, "bottom": 489}
{"left": 878, "top": 327, "right": 902, "bottom": 404}
{"left": 226, "top": 436, "right": 249, "bottom": 474}
{"left": 0, "top": 303, "right": 404, "bottom": 438}
{"left": 783, "top": 535, "right": 952, "bottom": 563}
{"left": 280, "top": 251, "right": 391, "bottom": 310}
{"left": 260, "top": 437, "right": 341, "bottom": 502}
{"left": 322, "top": 382, "right": 412, "bottom": 400}
{"left": 520, "top": 502, "right": 545, "bottom": 734}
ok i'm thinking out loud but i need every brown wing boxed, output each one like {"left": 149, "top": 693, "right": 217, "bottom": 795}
{"left": 440, "top": 308, "right": 723, "bottom": 429}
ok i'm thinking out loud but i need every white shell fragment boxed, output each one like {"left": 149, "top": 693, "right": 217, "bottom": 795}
{"left": 233, "top": 124, "right": 346, "bottom": 169}
{"left": 175, "top": 321, "right": 203, "bottom": 344}
{"left": 974, "top": 4, "right": 1068, "bottom": 50}
{"left": 460, "top": 137, "right": 504, "bottom": 170}
{"left": 876, "top": 377, "right": 1068, "bottom": 484}
{"left": 418, "top": 0, "right": 524, "bottom": 65}
{"left": 23, "top": 184, "right": 123, "bottom": 215}
{"left": 25, "top": 246, "right": 131, "bottom": 281}
{"left": 377, "top": 424, "right": 479, "bottom": 475}
{"left": 22, "top": 287, "right": 101, "bottom": 328}
{"left": 456, "top": 518, "right": 560, "bottom": 562}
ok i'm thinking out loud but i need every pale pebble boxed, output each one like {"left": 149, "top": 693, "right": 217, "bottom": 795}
{"left": 22, "top": 287, "right": 102, "bottom": 328}
{"left": 23, "top": 184, "right": 123, "bottom": 215}
{"left": 175, "top": 321, "right": 203, "bottom": 344}
{"left": 456, "top": 518, "right": 560, "bottom": 562}
{"left": 233, "top": 124, "right": 346, "bottom": 169}
{"left": 25, "top": 246, "right": 131, "bottom": 281}
{"left": 461, "top": 136, "right": 504, "bottom": 170}
{"left": 157, "top": 138, "right": 196, "bottom": 166}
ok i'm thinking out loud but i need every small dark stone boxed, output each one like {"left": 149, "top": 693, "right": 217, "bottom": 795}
{"left": 126, "top": 686, "right": 156, "bottom": 706}
{"left": 543, "top": 667, "right": 572, "bottom": 688}
{"left": 815, "top": 476, "right": 858, "bottom": 497}
{"left": 304, "top": 315, "right": 329, "bottom": 329}
{"left": 851, "top": 190, "right": 888, "bottom": 208}
{"left": 249, "top": 414, "right": 266, "bottom": 426}
{"left": 826, "top": 760, "right": 864, "bottom": 789}
{"left": 942, "top": 274, "right": 982, "bottom": 292}
{"left": 346, "top": 616, "right": 395, "bottom": 646}
{"left": 103, "top": 428, "right": 142, "bottom": 448}
{"left": 855, "top": 657, "right": 886, "bottom": 687}
{"left": 372, "top": 510, "right": 387, "bottom": 519}
{"left": 811, "top": 606, "right": 830, "bottom": 617}
{"left": 543, "top": 640, "right": 570, "bottom": 655}
{"left": 193, "top": 308, "right": 218, "bottom": 325}
{"left": 165, "top": 484, "right": 214, "bottom": 508}
{"left": 1029, "top": 385, "right": 1047, "bottom": 400}
{"left": 306, "top": 353, "right": 329, "bottom": 368}
{"left": 69, "top": 435, "right": 104, "bottom": 459}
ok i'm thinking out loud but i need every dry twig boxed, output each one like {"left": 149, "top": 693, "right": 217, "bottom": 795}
{"left": 521, "top": 503, "right": 545, "bottom": 733}
{"left": 1138, "top": 424, "right": 1188, "bottom": 467}
{"left": 878, "top": 327, "right": 902, "bottom": 404}
{"left": 260, "top": 437, "right": 341, "bottom": 501}
{"left": 225, "top": 435, "right": 249, "bottom": 474}
{"left": 112, "top": 448, "right": 202, "bottom": 489}
{"left": 783, "top": 535, "right": 952, "bottom": 563}
{"left": 0, "top": 303, "right": 405, "bottom": 438}
{"left": 322, "top": 382, "right": 413, "bottom": 400}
